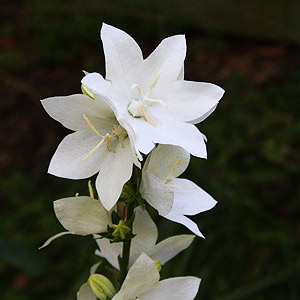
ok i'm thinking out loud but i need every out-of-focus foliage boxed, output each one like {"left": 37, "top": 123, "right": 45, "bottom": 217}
{"left": 0, "top": 0, "right": 299, "bottom": 299}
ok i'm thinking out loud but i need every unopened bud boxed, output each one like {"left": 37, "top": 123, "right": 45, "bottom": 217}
{"left": 81, "top": 84, "right": 95, "bottom": 99}
{"left": 88, "top": 274, "right": 116, "bottom": 300}
{"left": 153, "top": 259, "right": 162, "bottom": 272}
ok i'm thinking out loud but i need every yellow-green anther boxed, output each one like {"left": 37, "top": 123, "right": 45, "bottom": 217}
{"left": 88, "top": 274, "right": 116, "bottom": 300}
{"left": 112, "top": 220, "right": 131, "bottom": 240}
{"left": 154, "top": 260, "right": 162, "bottom": 272}
{"left": 81, "top": 84, "right": 95, "bottom": 99}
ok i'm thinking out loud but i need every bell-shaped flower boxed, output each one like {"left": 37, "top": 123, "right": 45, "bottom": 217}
{"left": 41, "top": 93, "right": 140, "bottom": 210}
{"left": 119, "top": 253, "right": 200, "bottom": 300}
{"left": 140, "top": 145, "right": 217, "bottom": 237}
{"left": 78, "top": 253, "right": 200, "bottom": 300}
{"left": 81, "top": 23, "right": 224, "bottom": 159}
{"left": 39, "top": 196, "right": 111, "bottom": 249}
{"left": 95, "top": 207, "right": 194, "bottom": 270}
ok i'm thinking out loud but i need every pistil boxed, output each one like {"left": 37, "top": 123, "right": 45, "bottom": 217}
{"left": 127, "top": 71, "right": 167, "bottom": 126}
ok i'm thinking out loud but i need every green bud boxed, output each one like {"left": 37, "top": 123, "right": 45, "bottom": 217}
{"left": 81, "top": 84, "right": 95, "bottom": 99}
{"left": 88, "top": 274, "right": 116, "bottom": 300}
{"left": 153, "top": 259, "right": 162, "bottom": 272}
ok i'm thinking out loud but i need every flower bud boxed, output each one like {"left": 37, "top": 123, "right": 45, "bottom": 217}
{"left": 153, "top": 259, "right": 162, "bottom": 272}
{"left": 81, "top": 84, "right": 95, "bottom": 99}
{"left": 88, "top": 274, "right": 116, "bottom": 300}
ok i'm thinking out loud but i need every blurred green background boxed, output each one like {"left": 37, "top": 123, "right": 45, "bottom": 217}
{"left": 1, "top": 0, "right": 299, "bottom": 299}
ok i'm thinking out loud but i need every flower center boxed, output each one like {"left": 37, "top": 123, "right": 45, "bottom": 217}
{"left": 81, "top": 114, "right": 127, "bottom": 162}
{"left": 127, "top": 71, "right": 167, "bottom": 126}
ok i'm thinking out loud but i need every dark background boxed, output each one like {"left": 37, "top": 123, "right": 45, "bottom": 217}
{"left": 1, "top": 0, "right": 299, "bottom": 299}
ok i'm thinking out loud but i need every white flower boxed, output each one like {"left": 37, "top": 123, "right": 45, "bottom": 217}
{"left": 78, "top": 253, "right": 201, "bottom": 300}
{"left": 140, "top": 145, "right": 217, "bottom": 237}
{"left": 81, "top": 23, "right": 224, "bottom": 159}
{"left": 41, "top": 93, "right": 140, "bottom": 210}
{"left": 39, "top": 196, "right": 111, "bottom": 249}
{"left": 95, "top": 207, "right": 194, "bottom": 270}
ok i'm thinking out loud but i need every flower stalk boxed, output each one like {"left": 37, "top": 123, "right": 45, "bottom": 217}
{"left": 119, "top": 202, "right": 135, "bottom": 285}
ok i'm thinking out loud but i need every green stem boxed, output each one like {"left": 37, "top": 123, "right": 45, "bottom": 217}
{"left": 119, "top": 203, "right": 134, "bottom": 285}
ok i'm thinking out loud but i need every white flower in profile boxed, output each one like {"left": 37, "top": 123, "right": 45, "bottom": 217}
{"left": 140, "top": 144, "right": 217, "bottom": 237}
{"left": 39, "top": 195, "right": 111, "bottom": 249}
{"left": 95, "top": 207, "right": 194, "bottom": 270}
{"left": 78, "top": 253, "right": 201, "bottom": 300}
{"left": 82, "top": 24, "right": 224, "bottom": 159}
{"left": 41, "top": 93, "right": 140, "bottom": 210}
{"left": 116, "top": 253, "right": 200, "bottom": 300}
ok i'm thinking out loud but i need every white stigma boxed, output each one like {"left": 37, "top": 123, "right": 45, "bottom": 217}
{"left": 128, "top": 71, "right": 167, "bottom": 126}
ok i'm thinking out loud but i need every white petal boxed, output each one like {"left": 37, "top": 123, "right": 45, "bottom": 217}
{"left": 141, "top": 35, "right": 186, "bottom": 95}
{"left": 121, "top": 118, "right": 143, "bottom": 163}
{"left": 38, "top": 231, "right": 75, "bottom": 249}
{"left": 128, "top": 109, "right": 207, "bottom": 158}
{"left": 188, "top": 104, "right": 217, "bottom": 124}
{"left": 164, "top": 80, "right": 224, "bottom": 123}
{"left": 95, "top": 238, "right": 122, "bottom": 270}
{"left": 82, "top": 72, "right": 128, "bottom": 120}
{"left": 96, "top": 139, "right": 134, "bottom": 210}
{"left": 101, "top": 23, "right": 143, "bottom": 96}
{"left": 48, "top": 130, "right": 106, "bottom": 179}
{"left": 143, "top": 145, "right": 190, "bottom": 181}
{"left": 140, "top": 276, "right": 201, "bottom": 300}
{"left": 113, "top": 253, "right": 159, "bottom": 300}
{"left": 54, "top": 196, "right": 111, "bottom": 235}
{"left": 90, "top": 262, "right": 101, "bottom": 275}
{"left": 130, "top": 207, "right": 158, "bottom": 265}
{"left": 148, "top": 235, "right": 194, "bottom": 265}
{"left": 169, "top": 178, "right": 217, "bottom": 215}
{"left": 77, "top": 282, "right": 97, "bottom": 300}
{"left": 41, "top": 94, "right": 114, "bottom": 131}
{"left": 177, "top": 65, "right": 184, "bottom": 80}
{"left": 163, "top": 211, "right": 204, "bottom": 238}
{"left": 140, "top": 173, "right": 173, "bottom": 216}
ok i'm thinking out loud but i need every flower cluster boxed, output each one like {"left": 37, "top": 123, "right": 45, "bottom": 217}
{"left": 40, "top": 24, "right": 224, "bottom": 300}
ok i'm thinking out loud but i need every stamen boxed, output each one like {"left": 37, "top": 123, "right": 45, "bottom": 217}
{"left": 80, "top": 136, "right": 107, "bottom": 162}
{"left": 147, "top": 70, "right": 161, "bottom": 95}
{"left": 111, "top": 125, "right": 127, "bottom": 148}
{"left": 105, "top": 135, "right": 115, "bottom": 153}
{"left": 165, "top": 159, "right": 181, "bottom": 183}
{"left": 144, "top": 96, "right": 167, "bottom": 107}
{"left": 138, "top": 105, "right": 156, "bottom": 127}
{"left": 83, "top": 114, "right": 104, "bottom": 137}
{"left": 131, "top": 84, "right": 143, "bottom": 96}
{"left": 88, "top": 180, "right": 95, "bottom": 198}
{"left": 167, "top": 184, "right": 194, "bottom": 190}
